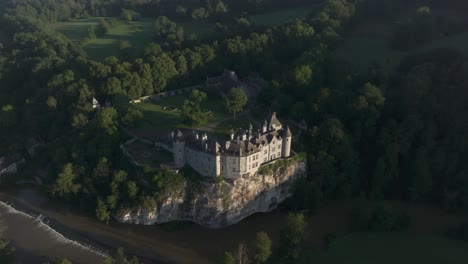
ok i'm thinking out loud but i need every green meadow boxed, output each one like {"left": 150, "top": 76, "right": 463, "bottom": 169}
{"left": 52, "top": 17, "right": 216, "bottom": 61}
{"left": 134, "top": 94, "right": 229, "bottom": 132}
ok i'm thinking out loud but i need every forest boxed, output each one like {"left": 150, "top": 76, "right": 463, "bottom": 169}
{"left": 0, "top": 0, "right": 468, "bottom": 262}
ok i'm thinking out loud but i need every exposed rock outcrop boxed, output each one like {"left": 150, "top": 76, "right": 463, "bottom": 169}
{"left": 115, "top": 161, "right": 306, "bottom": 228}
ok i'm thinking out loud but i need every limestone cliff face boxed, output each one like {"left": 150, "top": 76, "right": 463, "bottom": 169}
{"left": 115, "top": 161, "right": 306, "bottom": 228}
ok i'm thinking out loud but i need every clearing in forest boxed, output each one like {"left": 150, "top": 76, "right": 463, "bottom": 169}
{"left": 132, "top": 93, "right": 230, "bottom": 137}
{"left": 52, "top": 17, "right": 216, "bottom": 61}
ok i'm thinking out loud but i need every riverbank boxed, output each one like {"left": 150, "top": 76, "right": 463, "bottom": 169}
{"left": 0, "top": 199, "right": 107, "bottom": 264}
{"left": 1, "top": 186, "right": 467, "bottom": 264}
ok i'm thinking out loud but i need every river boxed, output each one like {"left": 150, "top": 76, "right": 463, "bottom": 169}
{"left": 0, "top": 186, "right": 466, "bottom": 264}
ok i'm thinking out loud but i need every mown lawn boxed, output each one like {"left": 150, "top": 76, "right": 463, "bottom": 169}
{"left": 250, "top": 4, "right": 321, "bottom": 27}
{"left": 52, "top": 17, "right": 217, "bottom": 61}
{"left": 134, "top": 93, "right": 230, "bottom": 132}
{"left": 276, "top": 233, "right": 468, "bottom": 264}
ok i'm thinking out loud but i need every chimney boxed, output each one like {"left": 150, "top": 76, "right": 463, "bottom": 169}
{"left": 230, "top": 129, "right": 234, "bottom": 140}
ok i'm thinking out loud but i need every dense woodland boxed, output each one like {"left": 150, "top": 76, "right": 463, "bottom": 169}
{"left": 0, "top": 0, "right": 468, "bottom": 257}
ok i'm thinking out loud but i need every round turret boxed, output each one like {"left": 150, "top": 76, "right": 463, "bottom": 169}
{"left": 173, "top": 130, "right": 185, "bottom": 168}
{"left": 282, "top": 126, "right": 292, "bottom": 158}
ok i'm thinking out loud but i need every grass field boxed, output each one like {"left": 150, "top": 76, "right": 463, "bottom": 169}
{"left": 250, "top": 4, "right": 321, "bottom": 27}
{"left": 278, "top": 233, "right": 468, "bottom": 264}
{"left": 134, "top": 93, "right": 230, "bottom": 132}
{"left": 52, "top": 17, "right": 216, "bottom": 61}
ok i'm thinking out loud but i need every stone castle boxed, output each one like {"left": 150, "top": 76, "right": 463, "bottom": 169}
{"left": 171, "top": 112, "right": 292, "bottom": 179}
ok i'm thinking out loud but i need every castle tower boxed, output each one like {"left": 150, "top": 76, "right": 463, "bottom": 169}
{"left": 282, "top": 125, "right": 292, "bottom": 158}
{"left": 173, "top": 130, "right": 185, "bottom": 168}
{"left": 262, "top": 119, "right": 267, "bottom": 133}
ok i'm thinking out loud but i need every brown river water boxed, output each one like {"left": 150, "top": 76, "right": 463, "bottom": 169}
{"left": 0, "top": 186, "right": 466, "bottom": 264}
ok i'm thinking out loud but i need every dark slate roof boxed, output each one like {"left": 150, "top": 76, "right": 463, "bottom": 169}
{"left": 173, "top": 112, "right": 288, "bottom": 157}
{"left": 267, "top": 112, "right": 282, "bottom": 127}
{"left": 25, "top": 136, "right": 44, "bottom": 151}
{"left": 285, "top": 126, "right": 292, "bottom": 137}
{"left": 0, "top": 154, "right": 23, "bottom": 171}
{"left": 224, "top": 139, "right": 260, "bottom": 156}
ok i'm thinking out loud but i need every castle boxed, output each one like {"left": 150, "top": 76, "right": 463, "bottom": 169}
{"left": 170, "top": 112, "right": 292, "bottom": 179}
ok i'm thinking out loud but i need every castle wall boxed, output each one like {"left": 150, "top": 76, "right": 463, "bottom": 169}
{"left": 185, "top": 147, "right": 218, "bottom": 177}
{"left": 223, "top": 155, "right": 240, "bottom": 179}
{"left": 173, "top": 141, "right": 185, "bottom": 168}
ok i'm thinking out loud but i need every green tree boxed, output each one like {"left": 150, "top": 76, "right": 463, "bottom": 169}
{"left": 47, "top": 96, "right": 57, "bottom": 109}
{"left": 87, "top": 25, "right": 97, "bottom": 39}
{"left": 121, "top": 106, "right": 143, "bottom": 127}
{"left": 191, "top": 8, "right": 208, "bottom": 20}
{"left": 52, "top": 163, "right": 81, "bottom": 198}
{"left": 95, "top": 107, "right": 118, "bottom": 134}
{"left": 235, "top": 241, "right": 249, "bottom": 264}
{"left": 362, "top": 82, "right": 385, "bottom": 106}
{"left": 254, "top": 232, "right": 272, "bottom": 264}
{"left": 222, "top": 251, "right": 235, "bottom": 264}
{"left": 103, "top": 247, "right": 139, "bottom": 264}
{"left": 127, "top": 181, "right": 138, "bottom": 199}
{"left": 182, "top": 89, "right": 208, "bottom": 125}
{"left": 282, "top": 213, "right": 308, "bottom": 259}
{"left": 153, "top": 16, "right": 184, "bottom": 47}
{"left": 121, "top": 9, "right": 140, "bottom": 22}
{"left": 96, "top": 198, "right": 111, "bottom": 223}
{"left": 293, "top": 65, "right": 313, "bottom": 87}
{"left": 104, "top": 77, "right": 124, "bottom": 96}
{"left": 225, "top": 87, "right": 248, "bottom": 120}
{"left": 416, "top": 6, "right": 431, "bottom": 17}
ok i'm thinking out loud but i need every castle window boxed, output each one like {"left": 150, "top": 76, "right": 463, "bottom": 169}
{"left": 264, "top": 150, "right": 267, "bottom": 154}
{"left": 278, "top": 144, "right": 281, "bottom": 149}
{"left": 264, "top": 157, "right": 267, "bottom": 162}
{"left": 272, "top": 147, "right": 275, "bottom": 152}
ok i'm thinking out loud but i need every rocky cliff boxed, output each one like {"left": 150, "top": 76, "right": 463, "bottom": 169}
{"left": 115, "top": 161, "right": 306, "bottom": 228}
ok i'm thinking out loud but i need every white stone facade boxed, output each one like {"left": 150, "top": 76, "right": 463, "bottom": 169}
{"left": 172, "top": 112, "right": 292, "bottom": 179}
